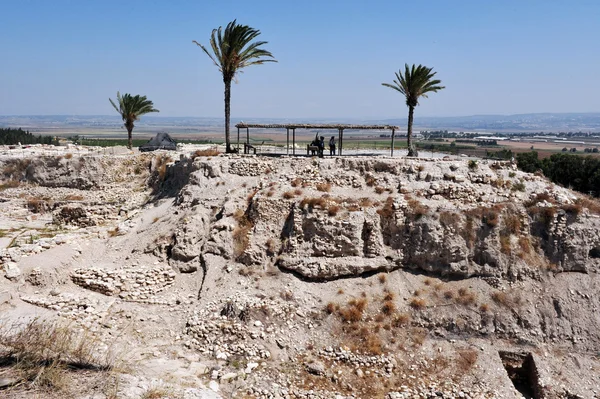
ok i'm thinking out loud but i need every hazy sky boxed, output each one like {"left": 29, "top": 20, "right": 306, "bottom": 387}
{"left": 1, "top": 0, "right": 599, "bottom": 118}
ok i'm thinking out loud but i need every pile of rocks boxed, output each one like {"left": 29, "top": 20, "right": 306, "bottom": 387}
{"left": 20, "top": 292, "right": 111, "bottom": 324}
{"left": 228, "top": 159, "right": 275, "bottom": 176}
{"left": 185, "top": 293, "right": 299, "bottom": 361}
{"left": 318, "top": 346, "right": 396, "bottom": 376}
{"left": 71, "top": 266, "right": 176, "bottom": 300}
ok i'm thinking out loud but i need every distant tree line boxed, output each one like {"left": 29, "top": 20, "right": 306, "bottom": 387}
{"left": 516, "top": 152, "right": 600, "bottom": 197}
{"left": 0, "top": 128, "right": 55, "bottom": 145}
{"left": 455, "top": 139, "right": 498, "bottom": 146}
{"left": 486, "top": 149, "right": 513, "bottom": 159}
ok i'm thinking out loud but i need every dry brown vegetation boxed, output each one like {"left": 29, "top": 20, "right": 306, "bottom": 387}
{"left": 289, "top": 177, "right": 303, "bottom": 187}
{"left": 63, "top": 194, "right": 84, "bottom": 201}
{"left": 316, "top": 182, "right": 331, "bottom": 192}
{"left": 282, "top": 191, "right": 296, "bottom": 199}
{"left": 465, "top": 205, "right": 503, "bottom": 228}
{"left": 2, "top": 159, "right": 32, "bottom": 180}
{"left": 409, "top": 298, "right": 426, "bottom": 309}
{"left": 527, "top": 205, "right": 557, "bottom": 226}
{"left": 456, "top": 287, "right": 477, "bottom": 306}
{"left": 439, "top": 211, "right": 461, "bottom": 228}
{"left": 374, "top": 186, "right": 386, "bottom": 194}
{"left": 232, "top": 208, "right": 254, "bottom": 258}
{"left": 491, "top": 289, "right": 523, "bottom": 308}
{"left": 456, "top": 349, "right": 478, "bottom": 373}
{"left": 406, "top": 197, "right": 429, "bottom": 220}
{"left": 300, "top": 196, "right": 327, "bottom": 210}
{"left": 561, "top": 203, "right": 582, "bottom": 215}
{"left": 576, "top": 196, "right": 600, "bottom": 214}
{"left": 0, "top": 180, "right": 21, "bottom": 190}
{"left": 0, "top": 319, "right": 121, "bottom": 396}
{"left": 327, "top": 204, "right": 340, "bottom": 216}
{"left": 358, "top": 197, "right": 373, "bottom": 208}
{"left": 376, "top": 196, "right": 395, "bottom": 218}
{"left": 503, "top": 213, "right": 521, "bottom": 235}
{"left": 192, "top": 148, "right": 220, "bottom": 158}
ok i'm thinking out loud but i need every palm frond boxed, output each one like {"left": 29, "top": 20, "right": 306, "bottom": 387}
{"left": 193, "top": 20, "right": 277, "bottom": 83}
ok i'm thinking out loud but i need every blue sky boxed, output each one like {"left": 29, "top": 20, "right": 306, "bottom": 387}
{"left": 1, "top": 0, "right": 599, "bottom": 118}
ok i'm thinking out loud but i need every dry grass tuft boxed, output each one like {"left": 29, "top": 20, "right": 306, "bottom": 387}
{"left": 456, "top": 349, "right": 478, "bottom": 373}
{"left": 561, "top": 203, "right": 582, "bottom": 215}
{"left": 378, "top": 274, "right": 387, "bottom": 284}
{"left": 64, "top": 194, "right": 84, "bottom": 201}
{"left": 499, "top": 234, "right": 512, "bottom": 255}
{"left": 141, "top": 386, "right": 172, "bottom": 399}
{"left": 338, "top": 298, "right": 368, "bottom": 323}
{"left": 491, "top": 290, "right": 523, "bottom": 308}
{"left": 376, "top": 196, "right": 395, "bottom": 218}
{"left": 0, "top": 318, "right": 121, "bottom": 394}
{"left": 440, "top": 211, "right": 460, "bottom": 229}
{"left": 374, "top": 186, "right": 386, "bottom": 194}
{"left": 409, "top": 298, "right": 426, "bottom": 309}
{"left": 290, "top": 177, "right": 304, "bottom": 187}
{"left": 316, "top": 182, "right": 332, "bottom": 192}
{"left": 443, "top": 290, "right": 454, "bottom": 300}
{"left": 381, "top": 301, "right": 396, "bottom": 315}
{"left": 503, "top": 213, "right": 522, "bottom": 235}
{"left": 406, "top": 197, "right": 429, "bottom": 220}
{"left": 327, "top": 204, "right": 340, "bottom": 217}
{"left": 232, "top": 209, "right": 254, "bottom": 258}
{"left": 192, "top": 148, "right": 220, "bottom": 158}
{"left": 358, "top": 197, "right": 373, "bottom": 208}
{"left": 300, "top": 196, "right": 328, "bottom": 210}
{"left": 392, "top": 313, "right": 411, "bottom": 327}
{"left": 575, "top": 196, "right": 600, "bottom": 214}
{"left": 518, "top": 236, "right": 532, "bottom": 256}
{"left": 456, "top": 288, "right": 477, "bottom": 306}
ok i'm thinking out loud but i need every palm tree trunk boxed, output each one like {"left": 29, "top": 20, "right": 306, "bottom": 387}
{"left": 224, "top": 79, "right": 232, "bottom": 153}
{"left": 407, "top": 105, "right": 415, "bottom": 157}
{"left": 125, "top": 120, "right": 134, "bottom": 150}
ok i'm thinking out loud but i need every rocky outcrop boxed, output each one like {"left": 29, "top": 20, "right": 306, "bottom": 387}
{"left": 157, "top": 155, "right": 600, "bottom": 281}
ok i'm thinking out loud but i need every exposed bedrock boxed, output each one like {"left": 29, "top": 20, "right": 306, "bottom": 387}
{"left": 155, "top": 156, "right": 600, "bottom": 281}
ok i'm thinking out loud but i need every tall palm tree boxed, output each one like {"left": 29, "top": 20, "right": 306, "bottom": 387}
{"left": 109, "top": 92, "right": 159, "bottom": 150}
{"left": 194, "top": 20, "right": 276, "bottom": 153}
{"left": 382, "top": 64, "right": 445, "bottom": 157}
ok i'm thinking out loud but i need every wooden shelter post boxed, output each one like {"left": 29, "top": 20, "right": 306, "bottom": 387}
{"left": 292, "top": 128, "right": 296, "bottom": 155}
{"left": 286, "top": 128, "right": 289, "bottom": 155}
{"left": 390, "top": 128, "right": 395, "bottom": 157}
{"left": 246, "top": 128, "right": 249, "bottom": 146}
{"left": 338, "top": 128, "right": 344, "bottom": 156}
{"left": 237, "top": 127, "right": 240, "bottom": 152}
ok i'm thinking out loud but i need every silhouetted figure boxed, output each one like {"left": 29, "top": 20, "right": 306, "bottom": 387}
{"left": 329, "top": 136, "right": 336, "bottom": 156}
{"left": 318, "top": 136, "right": 325, "bottom": 158}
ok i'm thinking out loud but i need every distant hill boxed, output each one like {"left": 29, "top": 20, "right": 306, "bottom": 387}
{"left": 1, "top": 113, "right": 600, "bottom": 132}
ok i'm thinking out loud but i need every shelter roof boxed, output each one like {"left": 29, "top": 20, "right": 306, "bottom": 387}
{"left": 235, "top": 123, "right": 399, "bottom": 130}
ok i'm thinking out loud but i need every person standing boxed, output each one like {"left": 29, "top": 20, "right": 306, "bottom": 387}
{"left": 319, "top": 136, "right": 325, "bottom": 158}
{"left": 329, "top": 136, "right": 336, "bottom": 156}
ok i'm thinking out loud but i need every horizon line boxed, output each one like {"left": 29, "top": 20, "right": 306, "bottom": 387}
{"left": 1, "top": 111, "right": 600, "bottom": 120}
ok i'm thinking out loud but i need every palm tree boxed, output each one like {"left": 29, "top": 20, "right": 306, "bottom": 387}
{"left": 109, "top": 92, "right": 159, "bottom": 150}
{"left": 194, "top": 20, "right": 276, "bottom": 153}
{"left": 382, "top": 64, "right": 445, "bottom": 157}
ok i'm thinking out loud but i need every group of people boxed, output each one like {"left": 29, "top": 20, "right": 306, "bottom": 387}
{"left": 311, "top": 135, "right": 336, "bottom": 157}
